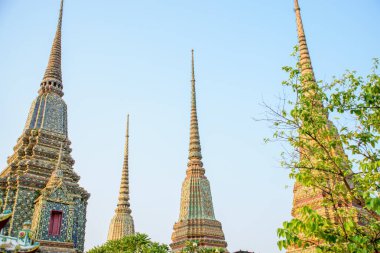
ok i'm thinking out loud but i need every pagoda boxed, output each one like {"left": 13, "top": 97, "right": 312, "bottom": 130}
{"left": 107, "top": 115, "right": 135, "bottom": 240}
{"left": 170, "top": 50, "right": 227, "bottom": 252}
{"left": 0, "top": 0, "right": 89, "bottom": 252}
{"left": 288, "top": 0, "right": 348, "bottom": 252}
{"left": 291, "top": 0, "right": 330, "bottom": 221}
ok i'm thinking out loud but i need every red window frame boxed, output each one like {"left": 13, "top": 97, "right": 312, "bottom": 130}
{"left": 48, "top": 210, "right": 63, "bottom": 236}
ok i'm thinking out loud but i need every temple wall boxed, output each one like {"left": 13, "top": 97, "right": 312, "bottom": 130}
{"left": 74, "top": 199, "right": 88, "bottom": 252}
{"left": 8, "top": 187, "right": 38, "bottom": 237}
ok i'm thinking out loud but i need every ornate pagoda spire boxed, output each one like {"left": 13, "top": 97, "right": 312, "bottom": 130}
{"left": 170, "top": 50, "right": 227, "bottom": 252}
{"left": 294, "top": 0, "right": 327, "bottom": 113}
{"left": 24, "top": 0, "right": 68, "bottom": 135}
{"left": 294, "top": 0, "right": 316, "bottom": 82}
{"left": 188, "top": 49, "right": 203, "bottom": 167}
{"left": 288, "top": 2, "right": 345, "bottom": 252}
{"left": 107, "top": 115, "right": 135, "bottom": 241}
{"left": 39, "top": 0, "right": 64, "bottom": 97}
{"left": 117, "top": 115, "right": 132, "bottom": 211}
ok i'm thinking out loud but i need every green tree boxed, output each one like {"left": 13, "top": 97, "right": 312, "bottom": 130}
{"left": 87, "top": 233, "right": 169, "bottom": 253}
{"left": 265, "top": 48, "right": 380, "bottom": 252}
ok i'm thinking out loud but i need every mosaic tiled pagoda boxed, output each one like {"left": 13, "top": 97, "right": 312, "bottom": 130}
{"left": 0, "top": 0, "right": 89, "bottom": 252}
{"left": 289, "top": 0, "right": 346, "bottom": 252}
{"left": 107, "top": 115, "right": 135, "bottom": 240}
{"left": 170, "top": 50, "right": 227, "bottom": 252}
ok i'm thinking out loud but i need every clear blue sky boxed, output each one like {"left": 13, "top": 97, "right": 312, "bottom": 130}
{"left": 0, "top": 1, "right": 379, "bottom": 252}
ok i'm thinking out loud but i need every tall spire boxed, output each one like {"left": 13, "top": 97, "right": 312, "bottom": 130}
{"left": 170, "top": 51, "right": 227, "bottom": 252}
{"left": 107, "top": 115, "right": 135, "bottom": 240}
{"left": 117, "top": 115, "right": 131, "bottom": 212}
{"left": 294, "top": 0, "right": 316, "bottom": 82}
{"left": 289, "top": 3, "right": 347, "bottom": 253}
{"left": 188, "top": 49, "right": 203, "bottom": 165}
{"left": 39, "top": 0, "right": 64, "bottom": 97}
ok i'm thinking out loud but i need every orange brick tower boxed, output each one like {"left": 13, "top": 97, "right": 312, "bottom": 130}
{"left": 170, "top": 50, "right": 227, "bottom": 252}
{"left": 291, "top": 0, "right": 327, "bottom": 219}
{"left": 289, "top": 0, "right": 347, "bottom": 252}
{"left": 292, "top": 0, "right": 325, "bottom": 221}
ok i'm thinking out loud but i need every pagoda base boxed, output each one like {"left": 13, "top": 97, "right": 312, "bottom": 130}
{"left": 170, "top": 219, "right": 227, "bottom": 252}
{"left": 38, "top": 240, "right": 78, "bottom": 253}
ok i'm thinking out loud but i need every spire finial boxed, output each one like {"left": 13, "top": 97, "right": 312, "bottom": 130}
{"left": 117, "top": 115, "right": 131, "bottom": 213}
{"left": 191, "top": 49, "right": 195, "bottom": 82}
{"left": 294, "top": 0, "right": 300, "bottom": 10}
{"left": 188, "top": 50, "right": 203, "bottom": 165}
{"left": 294, "top": 0, "right": 316, "bottom": 83}
{"left": 40, "top": 0, "right": 64, "bottom": 97}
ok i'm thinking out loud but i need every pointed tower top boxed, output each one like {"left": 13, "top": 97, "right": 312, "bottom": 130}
{"left": 191, "top": 49, "right": 195, "bottom": 81}
{"left": 188, "top": 50, "right": 203, "bottom": 166}
{"left": 294, "top": 0, "right": 316, "bottom": 82}
{"left": 294, "top": 0, "right": 300, "bottom": 10}
{"left": 39, "top": 0, "right": 64, "bottom": 97}
{"left": 116, "top": 115, "right": 132, "bottom": 213}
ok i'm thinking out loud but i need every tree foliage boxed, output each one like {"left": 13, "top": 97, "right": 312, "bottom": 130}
{"left": 266, "top": 48, "right": 380, "bottom": 252}
{"left": 87, "top": 233, "right": 169, "bottom": 253}
{"left": 87, "top": 234, "right": 225, "bottom": 253}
